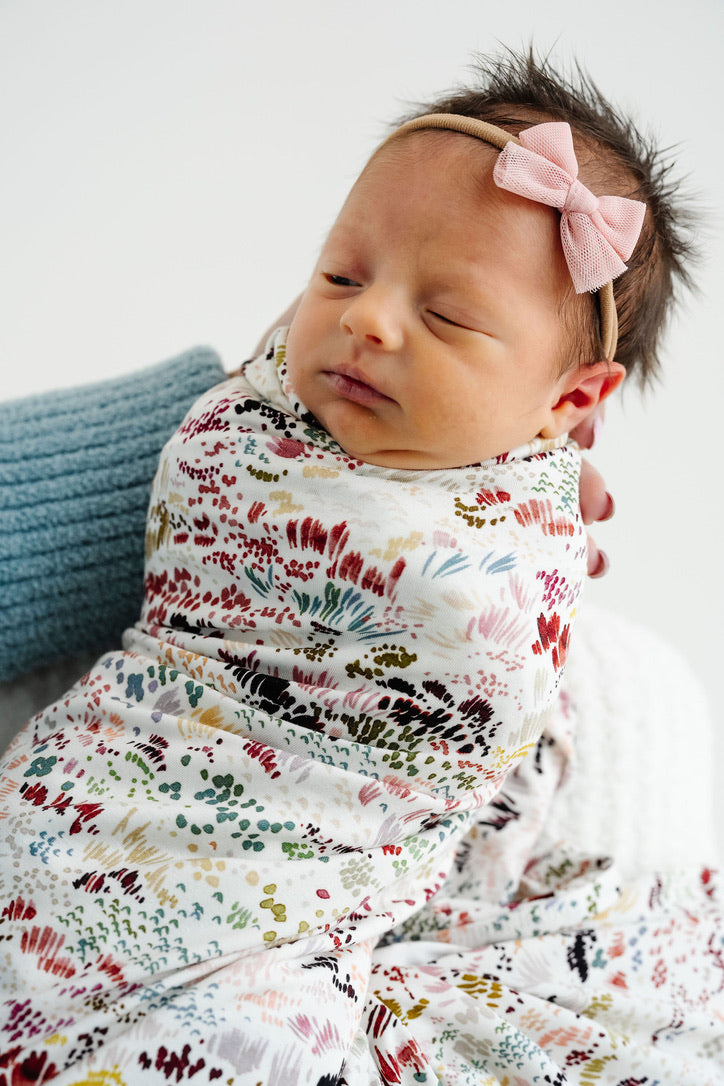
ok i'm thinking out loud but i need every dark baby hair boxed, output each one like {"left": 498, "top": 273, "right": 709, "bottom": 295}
{"left": 397, "top": 49, "right": 697, "bottom": 387}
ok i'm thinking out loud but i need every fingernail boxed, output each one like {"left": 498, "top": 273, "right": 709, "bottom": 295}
{"left": 590, "top": 550, "right": 610, "bottom": 579}
{"left": 600, "top": 492, "right": 615, "bottom": 522}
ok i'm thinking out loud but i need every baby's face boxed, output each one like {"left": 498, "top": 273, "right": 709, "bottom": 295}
{"left": 286, "top": 134, "right": 574, "bottom": 470}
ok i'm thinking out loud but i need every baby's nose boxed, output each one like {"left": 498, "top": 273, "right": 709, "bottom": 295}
{"left": 340, "top": 291, "right": 404, "bottom": 351}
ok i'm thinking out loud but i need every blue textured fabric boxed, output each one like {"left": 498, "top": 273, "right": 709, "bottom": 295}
{"left": 0, "top": 347, "right": 226, "bottom": 682}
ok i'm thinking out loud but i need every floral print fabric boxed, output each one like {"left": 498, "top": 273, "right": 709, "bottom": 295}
{"left": 1, "top": 331, "right": 721, "bottom": 1083}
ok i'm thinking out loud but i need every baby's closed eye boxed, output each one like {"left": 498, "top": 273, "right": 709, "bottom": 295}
{"left": 426, "top": 308, "right": 492, "bottom": 337}
{"left": 428, "top": 310, "right": 464, "bottom": 327}
{"left": 323, "top": 273, "right": 361, "bottom": 287}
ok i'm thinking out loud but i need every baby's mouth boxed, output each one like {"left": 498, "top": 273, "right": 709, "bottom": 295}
{"left": 323, "top": 367, "right": 395, "bottom": 407}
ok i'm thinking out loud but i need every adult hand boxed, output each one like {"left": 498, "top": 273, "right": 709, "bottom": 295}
{"left": 579, "top": 459, "right": 614, "bottom": 577}
{"left": 572, "top": 407, "right": 614, "bottom": 578}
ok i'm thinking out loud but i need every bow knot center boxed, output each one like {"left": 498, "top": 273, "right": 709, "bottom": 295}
{"left": 562, "top": 177, "right": 598, "bottom": 216}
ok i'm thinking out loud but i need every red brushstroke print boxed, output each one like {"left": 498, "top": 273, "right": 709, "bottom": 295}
{"left": 514, "top": 498, "right": 575, "bottom": 537}
{"left": 20, "top": 925, "right": 76, "bottom": 979}
{"left": 2, "top": 897, "right": 37, "bottom": 922}
{"left": 531, "top": 612, "right": 570, "bottom": 671}
{"left": 285, "top": 516, "right": 406, "bottom": 599}
{"left": 476, "top": 487, "right": 511, "bottom": 507}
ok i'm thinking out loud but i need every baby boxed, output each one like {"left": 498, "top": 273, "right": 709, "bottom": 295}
{"left": 1, "top": 52, "right": 710, "bottom": 1086}
{"left": 285, "top": 119, "right": 628, "bottom": 473}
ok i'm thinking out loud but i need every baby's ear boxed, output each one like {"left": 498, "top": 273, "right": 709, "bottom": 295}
{"left": 540, "top": 361, "right": 625, "bottom": 439}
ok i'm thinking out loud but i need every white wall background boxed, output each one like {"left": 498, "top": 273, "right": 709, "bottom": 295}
{"left": 2, "top": 0, "right": 722, "bottom": 854}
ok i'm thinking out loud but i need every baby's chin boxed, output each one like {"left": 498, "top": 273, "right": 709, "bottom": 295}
{"left": 334, "top": 432, "right": 553, "bottom": 470}
{"left": 331, "top": 437, "right": 484, "bottom": 471}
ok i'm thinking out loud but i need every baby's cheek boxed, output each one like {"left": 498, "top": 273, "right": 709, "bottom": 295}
{"left": 283, "top": 332, "right": 304, "bottom": 388}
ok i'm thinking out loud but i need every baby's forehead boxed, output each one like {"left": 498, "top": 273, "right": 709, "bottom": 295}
{"left": 360, "top": 128, "right": 499, "bottom": 187}
{"left": 328, "top": 129, "right": 571, "bottom": 298}
{"left": 344, "top": 130, "right": 560, "bottom": 248}
{"left": 339, "top": 130, "right": 506, "bottom": 233}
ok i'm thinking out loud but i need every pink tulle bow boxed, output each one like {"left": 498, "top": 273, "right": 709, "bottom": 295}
{"left": 493, "top": 122, "right": 646, "bottom": 293}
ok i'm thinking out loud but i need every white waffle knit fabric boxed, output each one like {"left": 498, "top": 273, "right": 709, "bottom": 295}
{"left": 543, "top": 604, "right": 719, "bottom": 876}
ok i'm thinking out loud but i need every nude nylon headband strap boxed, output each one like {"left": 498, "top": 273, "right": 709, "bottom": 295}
{"left": 383, "top": 113, "right": 619, "bottom": 361}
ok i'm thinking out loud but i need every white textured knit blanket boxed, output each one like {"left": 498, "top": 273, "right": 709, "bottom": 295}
{"left": 1, "top": 331, "right": 722, "bottom": 1084}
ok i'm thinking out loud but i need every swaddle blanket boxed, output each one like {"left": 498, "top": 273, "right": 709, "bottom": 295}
{"left": 1, "top": 331, "right": 722, "bottom": 1084}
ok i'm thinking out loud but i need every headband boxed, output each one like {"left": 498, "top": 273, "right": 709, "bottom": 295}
{"left": 383, "top": 114, "right": 647, "bottom": 361}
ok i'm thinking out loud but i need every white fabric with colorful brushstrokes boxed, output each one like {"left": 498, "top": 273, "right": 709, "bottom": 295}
{"left": 0, "top": 330, "right": 721, "bottom": 1084}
